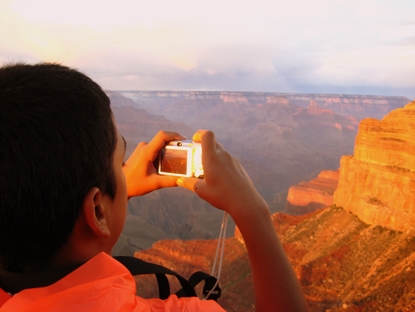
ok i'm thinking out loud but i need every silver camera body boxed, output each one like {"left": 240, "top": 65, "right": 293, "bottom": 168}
{"left": 158, "top": 140, "right": 204, "bottom": 178}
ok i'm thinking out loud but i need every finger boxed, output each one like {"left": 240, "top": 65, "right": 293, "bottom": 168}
{"left": 137, "top": 141, "right": 147, "bottom": 149}
{"left": 150, "top": 174, "right": 180, "bottom": 189}
{"left": 176, "top": 177, "right": 204, "bottom": 192}
{"left": 124, "top": 141, "right": 147, "bottom": 164}
{"left": 193, "top": 130, "right": 219, "bottom": 159}
{"left": 146, "top": 131, "right": 186, "bottom": 160}
{"left": 192, "top": 129, "right": 207, "bottom": 142}
{"left": 129, "top": 141, "right": 147, "bottom": 156}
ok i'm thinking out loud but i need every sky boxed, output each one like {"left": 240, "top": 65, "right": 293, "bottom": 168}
{"left": 1, "top": 0, "right": 414, "bottom": 98}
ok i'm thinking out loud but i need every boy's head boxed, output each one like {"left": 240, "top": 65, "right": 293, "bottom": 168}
{"left": 0, "top": 63, "right": 119, "bottom": 272}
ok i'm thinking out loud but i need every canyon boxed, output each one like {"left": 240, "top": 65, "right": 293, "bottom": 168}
{"left": 109, "top": 91, "right": 361, "bottom": 254}
{"left": 109, "top": 91, "right": 410, "bottom": 256}
{"left": 130, "top": 98, "right": 415, "bottom": 311}
{"left": 114, "top": 90, "right": 409, "bottom": 206}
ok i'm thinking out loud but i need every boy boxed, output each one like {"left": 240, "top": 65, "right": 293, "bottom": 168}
{"left": 0, "top": 63, "right": 308, "bottom": 311}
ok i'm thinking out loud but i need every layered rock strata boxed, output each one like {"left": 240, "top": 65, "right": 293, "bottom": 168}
{"left": 122, "top": 90, "right": 410, "bottom": 120}
{"left": 285, "top": 170, "right": 339, "bottom": 215}
{"left": 333, "top": 101, "right": 415, "bottom": 233}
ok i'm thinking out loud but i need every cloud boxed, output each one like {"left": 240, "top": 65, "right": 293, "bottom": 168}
{"left": 1, "top": 0, "right": 414, "bottom": 99}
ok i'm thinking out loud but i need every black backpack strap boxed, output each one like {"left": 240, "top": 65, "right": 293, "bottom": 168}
{"left": 177, "top": 271, "right": 221, "bottom": 301}
{"left": 114, "top": 256, "right": 197, "bottom": 299}
{"left": 114, "top": 256, "right": 221, "bottom": 301}
{"left": 190, "top": 271, "right": 221, "bottom": 300}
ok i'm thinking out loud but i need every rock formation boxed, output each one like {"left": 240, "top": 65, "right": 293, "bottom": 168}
{"left": 285, "top": 170, "right": 339, "bottom": 215}
{"left": 333, "top": 101, "right": 415, "bottom": 233}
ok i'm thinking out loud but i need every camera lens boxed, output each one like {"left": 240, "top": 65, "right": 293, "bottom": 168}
{"left": 177, "top": 141, "right": 183, "bottom": 146}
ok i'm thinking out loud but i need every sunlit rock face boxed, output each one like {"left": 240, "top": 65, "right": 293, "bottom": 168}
{"left": 333, "top": 101, "right": 415, "bottom": 232}
{"left": 274, "top": 206, "right": 415, "bottom": 311}
{"left": 285, "top": 170, "right": 339, "bottom": 215}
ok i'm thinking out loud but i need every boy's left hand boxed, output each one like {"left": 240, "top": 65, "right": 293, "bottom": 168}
{"left": 123, "top": 130, "right": 185, "bottom": 198}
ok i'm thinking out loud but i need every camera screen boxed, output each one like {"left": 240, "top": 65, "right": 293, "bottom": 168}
{"left": 160, "top": 148, "right": 188, "bottom": 175}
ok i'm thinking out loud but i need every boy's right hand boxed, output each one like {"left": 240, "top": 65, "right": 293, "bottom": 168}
{"left": 176, "top": 130, "right": 268, "bottom": 220}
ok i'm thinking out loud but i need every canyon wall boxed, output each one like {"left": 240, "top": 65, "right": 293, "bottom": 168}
{"left": 333, "top": 101, "right": 415, "bottom": 233}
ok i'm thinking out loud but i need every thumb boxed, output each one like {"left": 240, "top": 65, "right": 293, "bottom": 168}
{"left": 176, "top": 177, "right": 204, "bottom": 193}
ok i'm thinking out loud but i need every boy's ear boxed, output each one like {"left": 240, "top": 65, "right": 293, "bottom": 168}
{"left": 82, "top": 187, "right": 111, "bottom": 238}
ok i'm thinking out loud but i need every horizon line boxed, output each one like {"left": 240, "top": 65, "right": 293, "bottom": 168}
{"left": 108, "top": 90, "right": 413, "bottom": 100}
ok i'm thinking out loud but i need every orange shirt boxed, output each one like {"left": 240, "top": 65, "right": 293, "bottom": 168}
{"left": 0, "top": 252, "right": 225, "bottom": 312}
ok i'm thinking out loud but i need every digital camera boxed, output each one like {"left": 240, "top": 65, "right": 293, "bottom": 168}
{"left": 158, "top": 140, "right": 204, "bottom": 178}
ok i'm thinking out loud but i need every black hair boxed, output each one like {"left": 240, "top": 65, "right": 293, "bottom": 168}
{"left": 0, "top": 63, "right": 117, "bottom": 272}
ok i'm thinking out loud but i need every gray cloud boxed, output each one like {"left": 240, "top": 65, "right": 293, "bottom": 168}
{"left": 92, "top": 64, "right": 415, "bottom": 100}
{"left": 2, "top": 0, "right": 414, "bottom": 100}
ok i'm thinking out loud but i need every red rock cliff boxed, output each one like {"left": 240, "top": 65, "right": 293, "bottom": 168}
{"left": 333, "top": 101, "right": 415, "bottom": 232}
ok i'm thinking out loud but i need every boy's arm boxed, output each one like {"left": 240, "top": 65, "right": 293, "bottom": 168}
{"left": 122, "top": 129, "right": 308, "bottom": 311}
{"left": 178, "top": 130, "right": 309, "bottom": 312}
